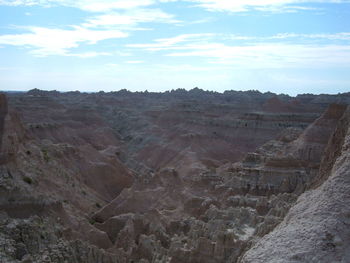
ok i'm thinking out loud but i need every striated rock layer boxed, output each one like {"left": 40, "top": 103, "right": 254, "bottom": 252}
{"left": 1, "top": 89, "right": 350, "bottom": 262}
{"left": 240, "top": 106, "right": 350, "bottom": 263}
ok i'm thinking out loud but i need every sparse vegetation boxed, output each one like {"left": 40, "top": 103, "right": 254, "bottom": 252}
{"left": 23, "top": 176, "right": 33, "bottom": 184}
{"left": 41, "top": 149, "right": 50, "bottom": 162}
{"left": 88, "top": 218, "right": 96, "bottom": 225}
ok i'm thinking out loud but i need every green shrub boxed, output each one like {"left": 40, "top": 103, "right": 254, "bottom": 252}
{"left": 23, "top": 176, "right": 33, "bottom": 184}
{"left": 41, "top": 149, "right": 50, "bottom": 162}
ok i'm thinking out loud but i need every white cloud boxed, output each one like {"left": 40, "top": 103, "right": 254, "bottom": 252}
{"left": 67, "top": 51, "right": 112, "bottom": 58}
{"left": 1, "top": 0, "right": 349, "bottom": 13}
{"left": 125, "top": 60, "right": 144, "bottom": 63}
{"left": 84, "top": 8, "right": 179, "bottom": 28}
{"left": 166, "top": 43, "right": 350, "bottom": 68}
{"left": 183, "top": 0, "right": 350, "bottom": 12}
{"left": 270, "top": 32, "right": 350, "bottom": 40}
{"left": 0, "top": 1, "right": 181, "bottom": 57}
{"left": 70, "top": 0, "right": 156, "bottom": 12}
{"left": 154, "top": 63, "right": 227, "bottom": 71}
{"left": 128, "top": 32, "right": 350, "bottom": 54}
{"left": 0, "top": 0, "right": 157, "bottom": 11}
{"left": 0, "top": 26, "right": 128, "bottom": 57}
{"left": 128, "top": 32, "right": 350, "bottom": 68}
{"left": 127, "top": 33, "right": 215, "bottom": 50}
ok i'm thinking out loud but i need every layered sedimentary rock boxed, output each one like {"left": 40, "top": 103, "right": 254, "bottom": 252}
{"left": 0, "top": 92, "right": 134, "bottom": 262}
{"left": 86, "top": 102, "right": 346, "bottom": 262}
{"left": 240, "top": 106, "right": 350, "bottom": 263}
{"left": 219, "top": 103, "right": 347, "bottom": 197}
{"left": 1, "top": 89, "right": 350, "bottom": 262}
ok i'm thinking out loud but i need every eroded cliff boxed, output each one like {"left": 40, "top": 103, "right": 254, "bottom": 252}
{"left": 0, "top": 89, "right": 349, "bottom": 262}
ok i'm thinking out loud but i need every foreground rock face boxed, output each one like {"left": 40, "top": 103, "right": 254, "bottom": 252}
{"left": 1, "top": 89, "right": 350, "bottom": 262}
{"left": 240, "top": 107, "right": 350, "bottom": 263}
{"left": 0, "top": 215, "right": 121, "bottom": 263}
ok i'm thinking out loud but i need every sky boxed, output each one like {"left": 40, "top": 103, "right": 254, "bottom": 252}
{"left": 0, "top": 0, "right": 350, "bottom": 95}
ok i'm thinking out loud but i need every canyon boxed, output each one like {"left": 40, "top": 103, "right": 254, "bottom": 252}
{"left": 0, "top": 88, "right": 350, "bottom": 262}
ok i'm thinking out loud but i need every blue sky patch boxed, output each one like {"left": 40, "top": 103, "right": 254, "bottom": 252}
{"left": 0, "top": 0, "right": 349, "bottom": 95}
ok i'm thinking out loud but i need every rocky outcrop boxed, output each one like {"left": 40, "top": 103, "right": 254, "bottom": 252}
{"left": 240, "top": 106, "right": 350, "bottom": 263}
{"left": 217, "top": 103, "right": 346, "bottom": 199}
{"left": 0, "top": 93, "right": 134, "bottom": 262}
{"left": 288, "top": 103, "right": 347, "bottom": 163}
{"left": 313, "top": 105, "right": 350, "bottom": 188}
{"left": 0, "top": 214, "right": 122, "bottom": 263}
{"left": 0, "top": 93, "right": 8, "bottom": 163}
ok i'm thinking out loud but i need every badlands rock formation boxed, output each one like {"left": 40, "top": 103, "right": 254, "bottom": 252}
{"left": 0, "top": 88, "right": 350, "bottom": 262}
{"left": 240, "top": 107, "right": 350, "bottom": 263}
